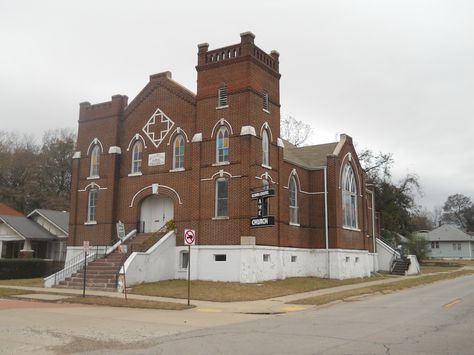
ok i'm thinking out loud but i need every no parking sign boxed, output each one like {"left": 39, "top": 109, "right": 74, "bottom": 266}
{"left": 184, "top": 229, "right": 196, "bottom": 245}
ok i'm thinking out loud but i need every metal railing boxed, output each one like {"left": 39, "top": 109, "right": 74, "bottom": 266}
{"left": 44, "top": 230, "right": 137, "bottom": 288}
{"left": 44, "top": 245, "right": 108, "bottom": 288}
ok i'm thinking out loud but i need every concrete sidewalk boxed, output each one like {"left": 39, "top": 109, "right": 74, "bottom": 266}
{"left": 1, "top": 268, "right": 471, "bottom": 315}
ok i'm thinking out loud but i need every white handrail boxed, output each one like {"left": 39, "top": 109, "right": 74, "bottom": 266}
{"left": 106, "top": 229, "right": 137, "bottom": 255}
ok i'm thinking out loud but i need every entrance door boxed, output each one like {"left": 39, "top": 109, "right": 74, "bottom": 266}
{"left": 140, "top": 195, "right": 174, "bottom": 233}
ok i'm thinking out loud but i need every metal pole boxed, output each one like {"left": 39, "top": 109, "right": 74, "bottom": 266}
{"left": 187, "top": 245, "right": 191, "bottom": 306}
{"left": 82, "top": 251, "right": 87, "bottom": 298}
{"left": 324, "top": 167, "right": 330, "bottom": 279}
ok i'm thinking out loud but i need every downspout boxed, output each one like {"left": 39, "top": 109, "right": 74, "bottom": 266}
{"left": 367, "top": 189, "right": 376, "bottom": 271}
{"left": 324, "top": 166, "right": 330, "bottom": 279}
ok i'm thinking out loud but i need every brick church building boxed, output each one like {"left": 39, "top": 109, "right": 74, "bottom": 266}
{"left": 68, "top": 32, "right": 379, "bottom": 282}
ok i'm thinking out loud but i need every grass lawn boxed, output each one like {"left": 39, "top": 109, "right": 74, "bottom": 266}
{"left": 62, "top": 296, "right": 192, "bottom": 310}
{"left": 420, "top": 265, "right": 460, "bottom": 274}
{"left": 0, "top": 287, "right": 32, "bottom": 298}
{"left": 130, "top": 275, "right": 388, "bottom": 302}
{"left": 0, "top": 278, "right": 44, "bottom": 287}
{"left": 292, "top": 269, "right": 474, "bottom": 306}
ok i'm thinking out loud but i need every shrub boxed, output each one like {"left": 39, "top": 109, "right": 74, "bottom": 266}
{"left": 0, "top": 259, "right": 63, "bottom": 279}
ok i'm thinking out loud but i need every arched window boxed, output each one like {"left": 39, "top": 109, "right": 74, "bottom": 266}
{"left": 173, "top": 135, "right": 185, "bottom": 170}
{"left": 262, "top": 129, "right": 269, "bottom": 166}
{"left": 216, "top": 126, "right": 229, "bottom": 163}
{"left": 87, "top": 189, "right": 98, "bottom": 222}
{"left": 342, "top": 164, "right": 358, "bottom": 229}
{"left": 262, "top": 179, "right": 269, "bottom": 216}
{"left": 131, "top": 140, "right": 143, "bottom": 174}
{"left": 215, "top": 178, "right": 228, "bottom": 217}
{"left": 289, "top": 176, "right": 298, "bottom": 224}
{"left": 89, "top": 145, "right": 100, "bottom": 177}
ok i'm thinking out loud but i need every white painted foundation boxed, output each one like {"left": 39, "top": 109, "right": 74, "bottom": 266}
{"left": 123, "top": 232, "right": 380, "bottom": 286}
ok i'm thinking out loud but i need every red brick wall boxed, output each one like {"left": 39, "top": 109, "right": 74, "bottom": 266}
{"left": 69, "top": 34, "right": 373, "bottom": 255}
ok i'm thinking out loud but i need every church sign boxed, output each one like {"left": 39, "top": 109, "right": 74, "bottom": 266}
{"left": 250, "top": 188, "right": 275, "bottom": 228}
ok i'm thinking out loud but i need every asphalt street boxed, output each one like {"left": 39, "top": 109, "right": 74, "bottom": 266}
{"left": 1, "top": 274, "right": 473, "bottom": 354}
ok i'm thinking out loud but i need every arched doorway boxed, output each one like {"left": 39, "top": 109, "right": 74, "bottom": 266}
{"left": 140, "top": 195, "right": 174, "bottom": 233}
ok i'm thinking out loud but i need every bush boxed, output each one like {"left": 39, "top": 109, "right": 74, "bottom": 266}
{"left": 406, "top": 234, "right": 430, "bottom": 264}
{"left": 0, "top": 259, "right": 63, "bottom": 279}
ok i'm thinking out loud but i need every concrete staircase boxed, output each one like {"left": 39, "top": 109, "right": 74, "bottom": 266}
{"left": 57, "top": 251, "right": 125, "bottom": 291}
{"left": 57, "top": 233, "right": 165, "bottom": 291}
{"left": 391, "top": 258, "right": 411, "bottom": 275}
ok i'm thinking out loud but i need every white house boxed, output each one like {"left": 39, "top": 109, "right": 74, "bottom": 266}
{"left": 418, "top": 224, "right": 474, "bottom": 260}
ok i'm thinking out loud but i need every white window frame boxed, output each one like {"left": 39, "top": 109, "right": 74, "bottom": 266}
{"left": 215, "top": 178, "right": 228, "bottom": 217}
{"left": 173, "top": 135, "right": 185, "bottom": 170}
{"left": 342, "top": 164, "right": 358, "bottom": 229}
{"left": 89, "top": 145, "right": 100, "bottom": 178}
{"left": 87, "top": 189, "right": 98, "bottom": 223}
{"left": 216, "top": 126, "right": 230, "bottom": 163}
{"left": 262, "top": 129, "right": 269, "bottom": 167}
{"left": 131, "top": 140, "right": 143, "bottom": 174}
{"left": 289, "top": 176, "right": 298, "bottom": 225}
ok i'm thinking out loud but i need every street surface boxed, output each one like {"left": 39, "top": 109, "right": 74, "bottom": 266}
{"left": 1, "top": 274, "right": 473, "bottom": 354}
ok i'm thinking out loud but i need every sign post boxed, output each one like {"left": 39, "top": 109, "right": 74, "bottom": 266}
{"left": 82, "top": 241, "right": 90, "bottom": 298}
{"left": 184, "top": 229, "right": 196, "bottom": 306}
{"left": 116, "top": 221, "right": 126, "bottom": 241}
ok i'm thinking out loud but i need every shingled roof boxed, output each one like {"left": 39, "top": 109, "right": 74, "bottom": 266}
{"left": 283, "top": 142, "right": 338, "bottom": 169}
{"left": 0, "top": 215, "right": 56, "bottom": 241}
{"left": 27, "top": 209, "right": 69, "bottom": 234}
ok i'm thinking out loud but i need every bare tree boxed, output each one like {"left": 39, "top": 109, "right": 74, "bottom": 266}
{"left": 280, "top": 115, "right": 312, "bottom": 147}
{"left": 441, "top": 194, "right": 473, "bottom": 230}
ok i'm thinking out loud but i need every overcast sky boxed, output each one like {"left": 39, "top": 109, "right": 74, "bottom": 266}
{"left": 1, "top": 0, "right": 473, "bottom": 212}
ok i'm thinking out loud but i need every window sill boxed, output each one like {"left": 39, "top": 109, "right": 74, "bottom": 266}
{"left": 212, "top": 161, "right": 230, "bottom": 167}
{"left": 212, "top": 216, "right": 229, "bottom": 220}
{"left": 84, "top": 221, "right": 97, "bottom": 225}
{"left": 289, "top": 222, "right": 300, "bottom": 227}
{"left": 263, "top": 109, "right": 270, "bottom": 114}
{"left": 216, "top": 105, "right": 229, "bottom": 110}
{"left": 342, "top": 226, "right": 361, "bottom": 232}
{"left": 87, "top": 176, "right": 99, "bottom": 180}
{"left": 169, "top": 168, "right": 185, "bottom": 173}
{"left": 128, "top": 172, "right": 142, "bottom": 177}
{"left": 261, "top": 164, "right": 272, "bottom": 170}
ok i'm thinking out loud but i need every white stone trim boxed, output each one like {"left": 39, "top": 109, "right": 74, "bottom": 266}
{"left": 108, "top": 146, "right": 122, "bottom": 154}
{"left": 84, "top": 221, "right": 97, "bottom": 225}
{"left": 259, "top": 122, "right": 274, "bottom": 142}
{"left": 142, "top": 107, "right": 175, "bottom": 148}
{"left": 255, "top": 172, "right": 277, "bottom": 184}
{"left": 338, "top": 154, "right": 363, "bottom": 196}
{"left": 216, "top": 105, "right": 229, "bottom": 110}
{"left": 129, "top": 184, "right": 183, "bottom": 207}
{"left": 211, "top": 118, "right": 234, "bottom": 138}
{"left": 72, "top": 151, "right": 81, "bottom": 159}
{"left": 86, "top": 176, "right": 99, "bottom": 180}
{"left": 126, "top": 133, "right": 147, "bottom": 151}
{"left": 212, "top": 161, "right": 230, "bottom": 167}
{"left": 240, "top": 125, "right": 256, "bottom": 136}
{"left": 261, "top": 164, "right": 272, "bottom": 170}
{"left": 192, "top": 133, "right": 203, "bottom": 142}
{"left": 169, "top": 168, "right": 185, "bottom": 173}
{"left": 86, "top": 138, "right": 104, "bottom": 155}
{"left": 128, "top": 172, "right": 143, "bottom": 177}
{"left": 78, "top": 182, "right": 108, "bottom": 192}
{"left": 201, "top": 169, "right": 242, "bottom": 181}
{"left": 277, "top": 138, "right": 285, "bottom": 148}
{"left": 167, "top": 127, "right": 190, "bottom": 146}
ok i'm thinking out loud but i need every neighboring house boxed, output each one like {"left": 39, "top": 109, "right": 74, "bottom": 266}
{"left": 0, "top": 204, "right": 68, "bottom": 261}
{"left": 418, "top": 224, "right": 474, "bottom": 259}
{"left": 67, "top": 32, "right": 380, "bottom": 282}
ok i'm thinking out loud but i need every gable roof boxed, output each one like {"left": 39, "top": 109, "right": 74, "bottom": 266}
{"left": 0, "top": 215, "right": 57, "bottom": 241}
{"left": 283, "top": 142, "right": 338, "bottom": 169}
{"left": 0, "top": 203, "right": 23, "bottom": 217}
{"left": 421, "top": 224, "right": 473, "bottom": 242}
{"left": 27, "top": 209, "right": 69, "bottom": 234}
